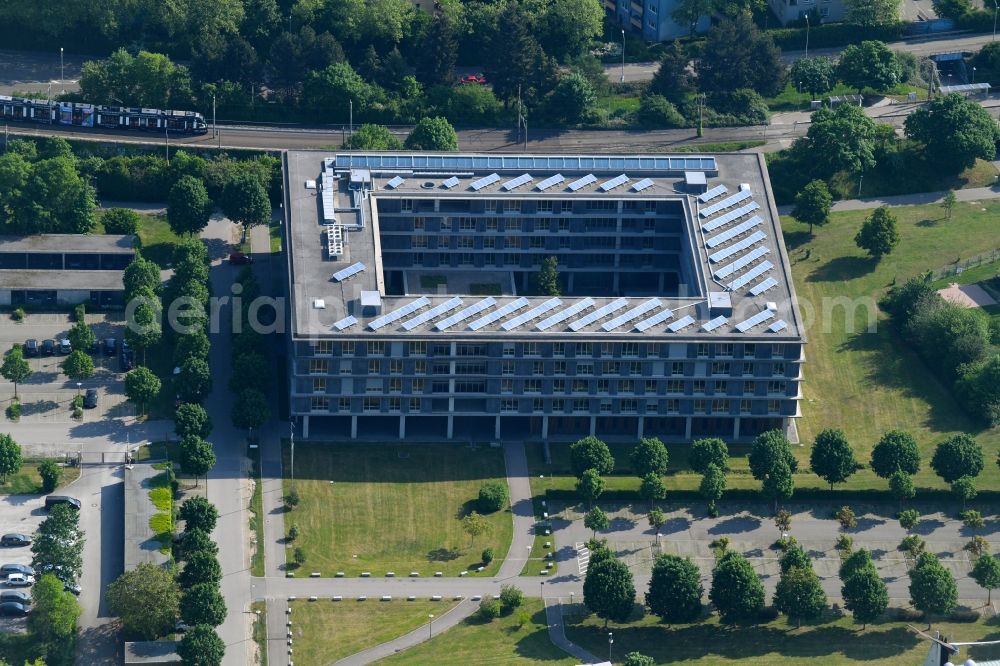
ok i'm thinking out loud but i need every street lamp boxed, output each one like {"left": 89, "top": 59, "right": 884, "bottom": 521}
{"left": 804, "top": 14, "right": 810, "bottom": 59}
{"left": 212, "top": 93, "right": 217, "bottom": 138}
{"left": 60, "top": 48, "right": 64, "bottom": 94}
{"left": 608, "top": 632, "right": 614, "bottom": 662}
{"left": 620, "top": 29, "right": 626, "bottom": 84}
{"left": 973, "top": 66, "right": 977, "bottom": 84}
{"left": 428, "top": 614, "right": 434, "bottom": 639}
{"left": 540, "top": 580, "right": 544, "bottom": 599}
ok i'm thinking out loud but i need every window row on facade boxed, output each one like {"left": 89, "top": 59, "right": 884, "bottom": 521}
{"left": 297, "top": 396, "right": 794, "bottom": 417}
{"left": 296, "top": 375, "right": 796, "bottom": 398}
{"left": 377, "top": 214, "right": 685, "bottom": 235}
{"left": 377, "top": 198, "right": 683, "bottom": 217}
{"left": 301, "top": 340, "right": 798, "bottom": 361}
{"left": 380, "top": 234, "right": 680, "bottom": 253}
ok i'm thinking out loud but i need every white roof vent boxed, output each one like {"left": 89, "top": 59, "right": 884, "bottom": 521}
{"left": 312, "top": 299, "right": 326, "bottom": 309}
{"left": 766, "top": 301, "right": 778, "bottom": 311}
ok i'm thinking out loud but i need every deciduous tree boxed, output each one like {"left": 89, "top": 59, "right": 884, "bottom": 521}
{"left": 180, "top": 435, "right": 216, "bottom": 486}
{"left": 29, "top": 573, "right": 80, "bottom": 647}
{"left": 837, "top": 41, "right": 901, "bottom": 92}
{"left": 584, "top": 506, "right": 609, "bottom": 539}
{"left": 576, "top": 468, "right": 606, "bottom": 504}
{"left": 179, "top": 551, "right": 222, "bottom": 589}
{"left": 177, "top": 624, "right": 226, "bottom": 666}
{"left": 631, "top": 437, "right": 669, "bottom": 477}
{"left": 930, "top": 433, "right": 984, "bottom": 484}
{"left": 168, "top": 175, "right": 212, "bottom": 237}
{"left": 176, "top": 357, "right": 212, "bottom": 403}
{"left": 535, "top": 256, "right": 560, "bottom": 296}
{"left": 220, "top": 172, "right": 271, "bottom": 241}
{"left": 810, "top": 429, "right": 857, "bottom": 489}
{"left": 971, "top": 553, "right": 1000, "bottom": 604}
{"left": 856, "top": 205, "right": 900, "bottom": 259}
{"left": 870, "top": 430, "right": 920, "bottom": 478}
{"left": 774, "top": 565, "right": 827, "bottom": 627}
{"left": 343, "top": 124, "right": 403, "bottom": 150}
{"left": 124, "top": 367, "right": 161, "bottom": 415}
{"left": 646, "top": 554, "right": 703, "bottom": 624}
{"left": 905, "top": 93, "right": 1000, "bottom": 173}
{"left": 583, "top": 557, "right": 635, "bottom": 627}
{"left": 61, "top": 350, "right": 94, "bottom": 381}
{"left": 232, "top": 388, "right": 269, "bottom": 431}
{"left": 890, "top": 471, "right": 916, "bottom": 509}
{"left": 106, "top": 562, "right": 180, "bottom": 640}
{"left": 909, "top": 552, "right": 957, "bottom": 627}
{"left": 38, "top": 459, "right": 62, "bottom": 493}
{"left": 647, "top": 508, "right": 666, "bottom": 544}
{"left": 793, "top": 180, "right": 833, "bottom": 235}
{"left": 0, "top": 346, "right": 31, "bottom": 399}
{"left": 175, "top": 403, "right": 213, "bottom": 439}
{"left": 699, "top": 463, "right": 726, "bottom": 510}
{"left": 570, "top": 437, "right": 615, "bottom": 477}
{"left": 461, "top": 511, "right": 489, "bottom": 546}
{"left": 102, "top": 207, "right": 141, "bottom": 235}
{"left": 842, "top": 564, "right": 888, "bottom": 629}
{"left": 405, "top": 117, "right": 459, "bottom": 152}
{"left": 639, "top": 473, "right": 667, "bottom": 507}
{"left": 180, "top": 583, "right": 227, "bottom": 627}
{"left": 0, "top": 434, "right": 22, "bottom": 483}
{"left": 709, "top": 551, "right": 765, "bottom": 622}
{"left": 690, "top": 438, "right": 729, "bottom": 473}
{"left": 179, "top": 497, "right": 218, "bottom": 534}
{"left": 801, "top": 103, "right": 878, "bottom": 178}
{"left": 698, "top": 15, "right": 786, "bottom": 97}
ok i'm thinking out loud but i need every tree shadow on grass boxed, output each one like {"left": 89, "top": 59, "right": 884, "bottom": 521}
{"left": 427, "top": 548, "right": 460, "bottom": 562}
{"left": 806, "top": 255, "right": 879, "bottom": 282}
{"left": 916, "top": 218, "right": 940, "bottom": 228}
{"left": 783, "top": 230, "right": 813, "bottom": 252}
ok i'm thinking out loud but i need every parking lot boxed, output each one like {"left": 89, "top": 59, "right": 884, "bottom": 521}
{"left": 0, "top": 493, "right": 46, "bottom": 632}
{"left": 0, "top": 313, "right": 134, "bottom": 426}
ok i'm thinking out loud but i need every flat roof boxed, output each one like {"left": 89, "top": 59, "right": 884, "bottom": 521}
{"left": 286, "top": 151, "right": 804, "bottom": 342}
{"left": 0, "top": 270, "right": 125, "bottom": 291}
{"left": 0, "top": 234, "right": 136, "bottom": 254}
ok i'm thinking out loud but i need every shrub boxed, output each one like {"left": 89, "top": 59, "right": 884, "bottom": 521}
{"left": 774, "top": 535, "right": 798, "bottom": 552}
{"left": 898, "top": 509, "right": 920, "bottom": 531}
{"left": 894, "top": 607, "right": 924, "bottom": 622}
{"left": 836, "top": 534, "right": 854, "bottom": 554}
{"left": 74, "top": 304, "right": 86, "bottom": 322}
{"left": 477, "top": 481, "right": 509, "bottom": 514}
{"left": 477, "top": 598, "right": 502, "bottom": 620}
{"left": 292, "top": 547, "right": 306, "bottom": 567}
{"left": 284, "top": 488, "right": 300, "bottom": 510}
{"left": 961, "top": 510, "right": 985, "bottom": 529}
{"left": 707, "top": 501, "right": 719, "bottom": 518}
{"left": 11, "top": 307, "right": 25, "bottom": 322}
{"left": 710, "top": 536, "right": 730, "bottom": 553}
{"left": 38, "top": 459, "right": 63, "bottom": 493}
{"left": 950, "top": 609, "right": 981, "bottom": 622}
{"left": 72, "top": 406, "right": 83, "bottom": 419}
{"left": 287, "top": 524, "right": 299, "bottom": 542}
{"left": 899, "top": 534, "right": 926, "bottom": 557}
{"left": 835, "top": 506, "right": 857, "bottom": 529}
{"left": 757, "top": 606, "right": 780, "bottom": 621}
{"left": 499, "top": 584, "right": 524, "bottom": 612}
{"left": 5, "top": 402, "right": 20, "bottom": 421}
{"left": 481, "top": 547, "right": 494, "bottom": 564}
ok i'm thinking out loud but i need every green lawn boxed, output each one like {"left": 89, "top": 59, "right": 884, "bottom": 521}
{"left": 269, "top": 222, "right": 282, "bottom": 254}
{"left": 282, "top": 442, "right": 513, "bottom": 576}
{"left": 0, "top": 460, "right": 80, "bottom": 495}
{"left": 566, "top": 609, "right": 1000, "bottom": 665}
{"left": 290, "top": 599, "right": 454, "bottom": 665}
{"left": 528, "top": 200, "right": 1000, "bottom": 499}
{"left": 250, "top": 448, "right": 265, "bottom": 577}
{"left": 379, "top": 599, "right": 576, "bottom": 665}
{"left": 96, "top": 209, "right": 183, "bottom": 269}
{"left": 765, "top": 81, "right": 926, "bottom": 113}
{"left": 252, "top": 601, "right": 268, "bottom": 666}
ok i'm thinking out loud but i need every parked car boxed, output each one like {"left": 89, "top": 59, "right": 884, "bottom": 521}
{"left": 229, "top": 251, "right": 253, "bottom": 265}
{"left": 120, "top": 341, "right": 134, "bottom": 371}
{"left": 44, "top": 495, "right": 81, "bottom": 511}
{"left": 41, "top": 339, "right": 55, "bottom": 356}
{"left": 0, "top": 590, "right": 29, "bottom": 604}
{"left": 0, "top": 564, "right": 34, "bottom": 577}
{"left": 103, "top": 338, "right": 116, "bottom": 356}
{"left": 0, "top": 534, "right": 31, "bottom": 547}
{"left": 23, "top": 340, "right": 38, "bottom": 357}
{"left": 83, "top": 389, "right": 98, "bottom": 409}
{"left": 64, "top": 581, "right": 81, "bottom": 596}
{"left": 0, "top": 601, "right": 28, "bottom": 616}
{"left": 58, "top": 339, "right": 72, "bottom": 354}
{"left": 5, "top": 573, "right": 34, "bottom": 587}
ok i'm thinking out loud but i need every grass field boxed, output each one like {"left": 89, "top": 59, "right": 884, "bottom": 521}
{"left": 0, "top": 460, "right": 80, "bottom": 495}
{"left": 566, "top": 609, "right": 1000, "bottom": 665}
{"left": 250, "top": 448, "right": 265, "bottom": 577}
{"left": 528, "top": 200, "right": 1000, "bottom": 498}
{"left": 282, "top": 442, "right": 513, "bottom": 576}
{"left": 96, "top": 209, "right": 183, "bottom": 268}
{"left": 252, "top": 601, "right": 268, "bottom": 666}
{"left": 290, "top": 599, "right": 454, "bottom": 665}
{"left": 378, "top": 598, "right": 576, "bottom": 665}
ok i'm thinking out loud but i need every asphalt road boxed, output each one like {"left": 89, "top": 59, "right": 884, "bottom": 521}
{"left": 73, "top": 463, "right": 125, "bottom": 666}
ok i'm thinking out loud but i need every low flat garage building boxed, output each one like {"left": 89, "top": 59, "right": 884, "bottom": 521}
{"left": 0, "top": 234, "right": 135, "bottom": 307}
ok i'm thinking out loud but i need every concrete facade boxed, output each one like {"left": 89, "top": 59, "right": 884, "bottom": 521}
{"left": 284, "top": 151, "right": 805, "bottom": 443}
{"left": 605, "top": 0, "right": 710, "bottom": 42}
{"left": 766, "top": 0, "right": 847, "bottom": 25}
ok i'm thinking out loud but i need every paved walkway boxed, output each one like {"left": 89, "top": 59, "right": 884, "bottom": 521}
{"left": 777, "top": 178, "right": 1000, "bottom": 215}
{"left": 497, "top": 441, "right": 536, "bottom": 579}
{"left": 545, "top": 600, "right": 602, "bottom": 664}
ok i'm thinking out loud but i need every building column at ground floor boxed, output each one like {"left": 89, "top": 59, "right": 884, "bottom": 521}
{"left": 293, "top": 413, "right": 788, "bottom": 442}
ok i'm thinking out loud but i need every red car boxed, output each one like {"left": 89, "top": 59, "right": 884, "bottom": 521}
{"left": 459, "top": 74, "right": 487, "bottom": 85}
{"left": 229, "top": 252, "right": 253, "bottom": 265}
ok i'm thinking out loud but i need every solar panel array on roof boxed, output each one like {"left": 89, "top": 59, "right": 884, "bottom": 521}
{"left": 502, "top": 298, "right": 562, "bottom": 331}
{"left": 332, "top": 262, "right": 365, "bottom": 282}
{"left": 702, "top": 315, "right": 728, "bottom": 332}
{"left": 469, "top": 297, "right": 530, "bottom": 331}
{"left": 442, "top": 176, "right": 460, "bottom": 189}
{"left": 750, "top": 277, "right": 779, "bottom": 296}
{"left": 728, "top": 260, "right": 773, "bottom": 291}
{"left": 385, "top": 176, "right": 405, "bottom": 189}
{"left": 705, "top": 216, "right": 763, "bottom": 248}
{"left": 713, "top": 247, "right": 770, "bottom": 279}
{"left": 333, "top": 315, "right": 358, "bottom": 331}
{"left": 698, "top": 184, "right": 728, "bottom": 203}
{"left": 599, "top": 174, "right": 629, "bottom": 192}
{"left": 569, "top": 298, "right": 629, "bottom": 331}
{"left": 602, "top": 298, "right": 662, "bottom": 331}
{"left": 334, "top": 153, "right": 717, "bottom": 173}
{"left": 436, "top": 297, "right": 496, "bottom": 331}
{"left": 369, "top": 297, "right": 431, "bottom": 331}
{"left": 536, "top": 298, "right": 596, "bottom": 331}
{"left": 502, "top": 173, "right": 532, "bottom": 191}
{"left": 735, "top": 308, "right": 775, "bottom": 332}
{"left": 701, "top": 202, "right": 760, "bottom": 233}
{"left": 708, "top": 230, "right": 767, "bottom": 263}
{"left": 769, "top": 320, "right": 788, "bottom": 333}
{"left": 568, "top": 174, "right": 597, "bottom": 192}
{"left": 634, "top": 308, "right": 674, "bottom": 332}
{"left": 632, "top": 178, "right": 654, "bottom": 192}
{"left": 470, "top": 173, "right": 500, "bottom": 191}
{"left": 699, "top": 188, "right": 752, "bottom": 218}
{"left": 667, "top": 315, "right": 696, "bottom": 332}
{"left": 401, "top": 297, "right": 463, "bottom": 331}
{"left": 536, "top": 174, "right": 565, "bottom": 191}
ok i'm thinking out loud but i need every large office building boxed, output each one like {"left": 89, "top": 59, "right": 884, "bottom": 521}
{"left": 284, "top": 150, "right": 804, "bottom": 442}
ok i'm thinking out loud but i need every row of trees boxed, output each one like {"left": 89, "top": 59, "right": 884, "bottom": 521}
{"left": 230, "top": 266, "right": 270, "bottom": 436}
{"left": 585, "top": 534, "right": 984, "bottom": 635}
{"left": 108, "top": 496, "right": 226, "bottom": 664}
{"left": 27, "top": 504, "right": 84, "bottom": 665}
{"left": 881, "top": 273, "right": 1000, "bottom": 426}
